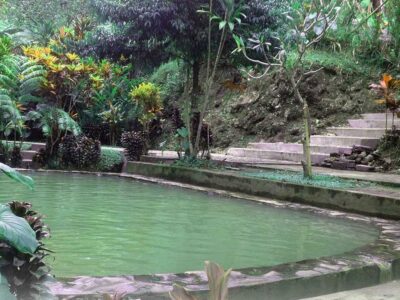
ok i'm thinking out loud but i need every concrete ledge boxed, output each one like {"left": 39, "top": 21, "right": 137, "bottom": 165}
{"left": 125, "top": 162, "right": 400, "bottom": 220}
{"left": 23, "top": 169, "right": 400, "bottom": 299}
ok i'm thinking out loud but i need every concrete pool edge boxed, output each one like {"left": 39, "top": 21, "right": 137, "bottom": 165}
{"left": 20, "top": 169, "right": 400, "bottom": 299}
{"left": 125, "top": 162, "right": 400, "bottom": 220}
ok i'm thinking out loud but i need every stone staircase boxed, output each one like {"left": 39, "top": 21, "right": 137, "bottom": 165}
{"left": 21, "top": 142, "right": 45, "bottom": 168}
{"left": 226, "top": 113, "right": 396, "bottom": 165}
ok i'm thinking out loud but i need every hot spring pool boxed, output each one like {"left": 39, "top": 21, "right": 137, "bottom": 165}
{"left": 0, "top": 172, "right": 379, "bottom": 277}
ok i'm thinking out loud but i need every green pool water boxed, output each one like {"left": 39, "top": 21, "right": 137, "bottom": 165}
{"left": 0, "top": 172, "right": 378, "bottom": 277}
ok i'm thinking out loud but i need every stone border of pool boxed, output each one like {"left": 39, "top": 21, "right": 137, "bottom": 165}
{"left": 125, "top": 162, "right": 400, "bottom": 220}
{"left": 21, "top": 169, "right": 400, "bottom": 300}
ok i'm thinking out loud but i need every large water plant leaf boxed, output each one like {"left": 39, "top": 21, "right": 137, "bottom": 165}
{"left": 0, "top": 205, "right": 38, "bottom": 254}
{"left": 0, "top": 163, "right": 34, "bottom": 190}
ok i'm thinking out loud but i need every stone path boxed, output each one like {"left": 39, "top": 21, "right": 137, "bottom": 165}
{"left": 249, "top": 164, "right": 400, "bottom": 187}
{"left": 300, "top": 281, "right": 400, "bottom": 300}
{"left": 226, "top": 113, "right": 396, "bottom": 166}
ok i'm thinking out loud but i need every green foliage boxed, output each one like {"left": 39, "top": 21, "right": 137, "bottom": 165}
{"left": 96, "top": 148, "right": 124, "bottom": 173}
{"left": 285, "top": 50, "right": 373, "bottom": 74}
{"left": 150, "top": 60, "right": 185, "bottom": 103}
{"left": 130, "top": 82, "right": 162, "bottom": 126}
{"left": 3, "top": 201, "right": 52, "bottom": 299}
{"left": 172, "top": 156, "right": 217, "bottom": 169}
{"left": 377, "top": 129, "right": 400, "bottom": 169}
{"left": 175, "top": 127, "right": 191, "bottom": 157}
{"left": 0, "top": 162, "right": 33, "bottom": 190}
{"left": 0, "top": 36, "right": 12, "bottom": 58}
{"left": 0, "top": 204, "right": 38, "bottom": 254}
{"left": 28, "top": 106, "right": 81, "bottom": 138}
{"left": 0, "top": 55, "right": 46, "bottom": 141}
{"left": 241, "top": 170, "right": 374, "bottom": 189}
{"left": 2, "top": 0, "right": 93, "bottom": 28}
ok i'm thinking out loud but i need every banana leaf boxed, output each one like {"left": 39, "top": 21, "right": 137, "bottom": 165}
{"left": 0, "top": 163, "right": 34, "bottom": 190}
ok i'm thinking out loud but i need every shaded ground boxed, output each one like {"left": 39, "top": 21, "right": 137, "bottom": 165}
{"left": 207, "top": 67, "right": 382, "bottom": 149}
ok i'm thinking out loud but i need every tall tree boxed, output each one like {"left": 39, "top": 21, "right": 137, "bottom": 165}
{"left": 91, "top": 0, "right": 285, "bottom": 91}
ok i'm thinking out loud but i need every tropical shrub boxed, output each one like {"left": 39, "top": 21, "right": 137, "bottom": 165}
{"left": 0, "top": 164, "right": 51, "bottom": 299}
{"left": 0, "top": 55, "right": 46, "bottom": 144}
{"left": 370, "top": 73, "right": 400, "bottom": 130}
{"left": 59, "top": 134, "right": 101, "bottom": 170}
{"left": 150, "top": 60, "right": 185, "bottom": 103}
{"left": 27, "top": 105, "right": 81, "bottom": 159}
{"left": 121, "top": 131, "right": 144, "bottom": 161}
{"left": 130, "top": 82, "right": 162, "bottom": 129}
{"left": 1, "top": 201, "right": 51, "bottom": 299}
{"left": 96, "top": 148, "right": 124, "bottom": 173}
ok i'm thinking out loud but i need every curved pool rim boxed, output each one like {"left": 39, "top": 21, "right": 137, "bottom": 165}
{"left": 23, "top": 170, "right": 400, "bottom": 300}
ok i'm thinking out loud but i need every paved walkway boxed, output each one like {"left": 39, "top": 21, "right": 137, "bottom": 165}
{"left": 145, "top": 150, "right": 400, "bottom": 188}
{"left": 301, "top": 281, "right": 400, "bottom": 300}
{"left": 251, "top": 164, "right": 400, "bottom": 187}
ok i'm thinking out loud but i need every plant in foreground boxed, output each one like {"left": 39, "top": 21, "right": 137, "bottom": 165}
{"left": 170, "top": 261, "right": 231, "bottom": 300}
{"left": 0, "top": 163, "right": 52, "bottom": 299}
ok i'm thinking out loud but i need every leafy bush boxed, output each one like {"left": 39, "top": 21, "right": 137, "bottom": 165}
{"left": 1, "top": 201, "right": 52, "bottom": 299}
{"left": 150, "top": 60, "right": 185, "bottom": 103}
{"left": 130, "top": 82, "right": 163, "bottom": 127}
{"left": 96, "top": 148, "right": 124, "bottom": 173}
{"left": 121, "top": 131, "right": 144, "bottom": 161}
{"left": 59, "top": 134, "right": 101, "bottom": 170}
{"left": 0, "top": 165, "right": 51, "bottom": 299}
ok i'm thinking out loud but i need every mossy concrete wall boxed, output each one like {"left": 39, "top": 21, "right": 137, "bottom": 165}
{"left": 126, "top": 162, "right": 400, "bottom": 220}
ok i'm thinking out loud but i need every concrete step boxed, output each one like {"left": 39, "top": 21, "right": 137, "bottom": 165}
{"left": 327, "top": 127, "right": 386, "bottom": 138}
{"left": 29, "top": 142, "right": 46, "bottom": 152}
{"left": 311, "top": 135, "right": 380, "bottom": 148}
{"left": 248, "top": 142, "right": 352, "bottom": 155}
{"left": 21, "top": 150, "right": 37, "bottom": 160}
{"left": 348, "top": 118, "right": 400, "bottom": 128}
{"left": 362, "top": 113, "right": 391, "bottom": 120}
{"left": 227, "top": 148, "right": 328, "bottom": 164}
{"left": 21, "top": 159, "right": 32, "bottom": 169}
{"left": 144, "top": 151, "right": 299, "bottom": 165}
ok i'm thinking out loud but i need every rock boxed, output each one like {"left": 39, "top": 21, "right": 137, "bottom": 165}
{"left": 365, "top": 154, "right": 374, "bottom": 162}
{"left": 332, "top": 160, "right": 355, "bottom": 170}
{"left": 359, "top": 151, "right": 367, "bottom": 158}
{"left": 356, "top": 165, "right": 375, "bottom": 172}
{"left": 290, "top": 128, "right": 300, "bottom": 136}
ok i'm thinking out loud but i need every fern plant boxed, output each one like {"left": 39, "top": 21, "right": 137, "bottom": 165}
{"left": 0, "top": 55, "right": 46, "bottom": 145}
{"left": 27, "top": 105, "right": 81, "bottom": 158}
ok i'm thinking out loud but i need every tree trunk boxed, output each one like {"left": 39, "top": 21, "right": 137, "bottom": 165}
{"left": 302, "top": 102, "right": 313, "bottom": 179}
{"left": 290, "top": 75, "right": 313, "bottom": 178}
{"left": 192, "top": 60, "right": 201, "bottom": 93}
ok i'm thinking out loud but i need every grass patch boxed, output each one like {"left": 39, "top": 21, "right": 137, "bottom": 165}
{"left": 286, "top": 50, "right": 375, "bottom": 74}
{"left": 241, "top": 170, "right": 374, "bottom": 189}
